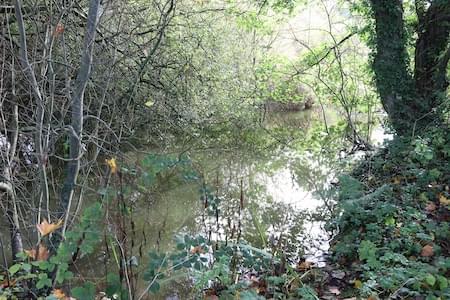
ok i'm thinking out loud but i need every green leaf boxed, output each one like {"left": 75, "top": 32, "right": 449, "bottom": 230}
{"left": 22, "top": 263, "right": 31, "bottom": 272}
{"left": 425, "top": 274, "right": 436, "bottom": 286}
{"left": 358, "top": 240, "right": 380, "bottom": 268}
{"left": 149, "top": 281, "right": 160, "bottom": 293}
{"left": 438, "top": 275, "right": 448, "bottom": 290}
{"left": 9, "top": 264, "right": 21, "bottom": 275}
{"left": 56, "top": 269, "right": 73, "bottom": 284}
{"left": 72, "top": 282, "right": 96, "bottom": 299}
{"left": 106, "top": 273, "right": 121, "bottom": 296}
{"left": 429, "top": 168, "right": 441, "bottom": 179}
{"left": 193, "top": 261, "right": 202, "bottom": 270}
{"left": 16, "top": 252, "right": 28, "bottom": 260}
{"left": 36, "top": 274, "right": 52, "bottom": 289}
{"left": 384, "top": 216, "right": 395, "bottom": 226}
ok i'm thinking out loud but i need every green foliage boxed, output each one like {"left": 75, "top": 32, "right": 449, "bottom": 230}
{"left": 330, "top": 128, "right": 450, "bottom": 298}
{"left": 141, "top": 233, "right": 319, "bottom": 298}
{"left": 256, "top": 56, "right": 310, "bottom": 105}
{"left": 0, "top": 200, "right": 103, "bottom": 298}
{"left": 294, "top": 26, "right": 381, "bottom": 143}
{"left": 296, "top": 285, "right": 319, "bottom": 300}
{"left": 358, "top": 240, "right": 380, "bottom": 269}
{"left": 338, "top": 175, "right": 365, "bottom": 201}
{"left": 71, "top": 282, "right": 96, "bottom": 299}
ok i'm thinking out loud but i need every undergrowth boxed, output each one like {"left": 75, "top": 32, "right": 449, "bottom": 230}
{"left": 328, "top": 126, "right": 450, "bottom": 299}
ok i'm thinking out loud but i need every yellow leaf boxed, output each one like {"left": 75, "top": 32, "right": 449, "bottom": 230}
{"left": 105, "top": 157, "right": 118, "bottom": 174}
{"left": 52, "top": 289, "right": 66, "bottom": 299}
{"left": 439, "top": 193, "right": 450, "bottom": 205}
{"left": 36, "top": 219, "right": 63, "bottom": 236}
{"left": 144, "top": 100, "right": 154, "bottom": 107}
{"left": 25, "top": 243, "right": 50, "bottom": 261}
{"left": 354, "top": 279, "right": 362, "bottom": 289}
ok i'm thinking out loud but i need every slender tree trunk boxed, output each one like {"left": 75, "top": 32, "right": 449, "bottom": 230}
{"left": 9, "top": 0, "right": 48, "bottom": 259}
{"left": 60, "top": 0, "right": 101, "bottom": 234}
{"left": 3, "top": 105, "right": 23, "bottom": 261}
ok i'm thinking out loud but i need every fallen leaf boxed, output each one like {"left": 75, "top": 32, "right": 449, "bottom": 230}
{"left": 0, "top": 279, "right": 16, "bottom": 288}
{"left": 25, "top": 243, "right": 49, "bottom": 261}
{"left": 354, "top": 279, "right": 362, "bottom": 289}
{"left": 190, "top": 246, "right": 204, "bottom": 254}
{"left": 36, "top": 219, "right": 63, "bottom": 236}
{"left": 204, "top": 288, "right": 219, "bottom": 300}
{"left": 297, "top": 261, "right": 313, "bottom": 271}
{"left": 105, "top": 158, "right": 118, "bottom": 174}
{"left": 52, "top": 289, "right": 66, "bottom": 299}
{"left": 392, "top": 176, "right": 401, "bottom": 184}
{"left": 421, "top": 244, "right": 434, "bottom": 257}
{"left": 439, "top": 193, "right": 450, "bottom": 205}
{"left": 331, "top": 270, "right": 346, "bottom": 279}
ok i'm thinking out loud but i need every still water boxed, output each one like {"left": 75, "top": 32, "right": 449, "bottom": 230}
{"left": 0, "top": 106, "right": 390, "bottom": 299}
{"left": 101, "top": 107, "right": 389, "bottom": 298}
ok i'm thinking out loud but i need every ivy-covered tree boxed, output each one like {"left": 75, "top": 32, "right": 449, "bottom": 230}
{"left": 367, "top": 0, "right": 450, "bottom": 133}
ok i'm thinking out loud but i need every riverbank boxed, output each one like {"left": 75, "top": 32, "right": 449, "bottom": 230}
{"left": 321, "top": 127, "right": 450, "bottom": 299}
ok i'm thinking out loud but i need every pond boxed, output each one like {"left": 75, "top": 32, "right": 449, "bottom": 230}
{"left": 0, "top": 105, "right": 388, "bottom": 299}
{"left": 83, "top": 106, "right": 388, "bottom": 298}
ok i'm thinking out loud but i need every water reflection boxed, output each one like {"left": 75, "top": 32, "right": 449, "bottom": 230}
{"left": 0, "top": 106, "right": 391, "bottom": 298}
{"left": 127, "top": 108, "right": 372, "bottom": 274}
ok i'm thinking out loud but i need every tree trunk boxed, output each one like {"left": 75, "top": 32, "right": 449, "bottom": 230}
{"left": 369, "top": 0, "right": 450, "bottom": 133}
{"left": 60, "top": 0, "right": 101, "bottom": 234}
{"left": 414, "top": 0, "right": 450, "bottom": 106}
{"left": 369, "top": 0, "right": 417, "bottom": 132}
